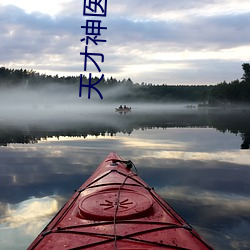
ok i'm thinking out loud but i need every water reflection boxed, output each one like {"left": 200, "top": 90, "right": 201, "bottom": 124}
{"left": 0, "top": 109, "right": 250, "bottom": 249}
{"left": 1, "top": 196, "right": 59, "bottom": 228}
{"left": 0, "top": 196, "right": 62, "bottom": 250}
{"left": 0, "top": 106, "right": 250, "bottom": 149}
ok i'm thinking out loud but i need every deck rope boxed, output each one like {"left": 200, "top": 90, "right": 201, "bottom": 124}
{"left": 113, "top": 160, "right": 137, "bottom": 250}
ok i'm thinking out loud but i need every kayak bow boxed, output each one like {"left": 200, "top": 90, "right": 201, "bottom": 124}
{"left": 28, "top": 152, "right": 213, "bottom": 249}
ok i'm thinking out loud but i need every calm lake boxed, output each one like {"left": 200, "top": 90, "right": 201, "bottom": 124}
{"left": 0, "top": 103, "right": 250, "bottom": 249}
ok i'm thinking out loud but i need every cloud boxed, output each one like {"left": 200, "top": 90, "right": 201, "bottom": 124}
{"left": 157, "top": 186, "right": 250, "bottom": 216}
{"left": 0, "top": 1, "right": 250, "bottom": 84}
{"left": 0, "top": 196, "right": 59, "bottom": 229}
{"left": 0, "top": 196, "right": 62, "bottom": 249}
{"left": 105, "top": 11, "right": 250, "bottom": 50}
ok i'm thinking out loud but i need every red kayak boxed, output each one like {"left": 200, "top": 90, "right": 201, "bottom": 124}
{"left": 28, "top": 152, "right": 213, "bottom": 249}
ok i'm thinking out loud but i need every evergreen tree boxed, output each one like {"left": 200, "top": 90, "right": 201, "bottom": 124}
{"left": 242, "top": 63, "right": 250, "bottom": 83}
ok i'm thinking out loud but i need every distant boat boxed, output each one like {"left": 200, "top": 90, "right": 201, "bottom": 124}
{"left": 115, "top": 106, "right": 132, "bottom": 113}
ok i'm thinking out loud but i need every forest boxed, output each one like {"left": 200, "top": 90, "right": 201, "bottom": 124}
{"left": 0, "top": 63, "right": 250, "bottom": 104}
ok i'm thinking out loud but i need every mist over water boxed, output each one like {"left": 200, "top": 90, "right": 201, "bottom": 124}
{"left": 1, "top": 84, "right": 250, "bottom": 249}
{"left": 0, "top": 85, "right": 109, "bottom": 120}
{"left": 1, "top": 84, "right": 250, "bottom": 150}
{"left": 0, "top": 84, "right": 197, "bottom": 124}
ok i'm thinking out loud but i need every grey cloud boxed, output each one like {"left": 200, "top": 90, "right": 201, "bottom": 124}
{"left": 59, "top": 0, "right": 216, "bottom": 17}
{"left": 108, "top": 0, "right": 215, "bottom": 16}
{"left": 184, "top": 13, "right": 250, "bottom": 49}
{"left": 0, "top": 5, "right": 79, "bottom": 66}
{"left": 106, "top": 18, "right": 178, "bottom": 44}
{"left": 0, "top": 1, "right": 249, "bottom": 84}
{"left": 105, "top": 12, "right": 250, "bottom": 50}
{"left": 1, "top": 3, "right": 248, "bottom": 55}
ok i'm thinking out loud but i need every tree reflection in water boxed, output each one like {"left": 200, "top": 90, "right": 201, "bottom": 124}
{"left": 0, "top": 108, "right": 249, "bottom": 149}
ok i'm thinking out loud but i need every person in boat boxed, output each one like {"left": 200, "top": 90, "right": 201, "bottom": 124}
{"left": 124, "top": 105, "right": 127, "bottom": 109}
{"left": 119, "top": 105, "right": 123, "bottom": 109}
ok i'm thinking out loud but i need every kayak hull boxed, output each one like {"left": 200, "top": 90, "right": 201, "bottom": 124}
{"left": 28, "top": 152, "right": 213, "bottom": 249}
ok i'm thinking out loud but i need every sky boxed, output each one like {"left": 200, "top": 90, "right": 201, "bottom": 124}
{"left": 0, "top": 0, "right": 250, "bottom": 85}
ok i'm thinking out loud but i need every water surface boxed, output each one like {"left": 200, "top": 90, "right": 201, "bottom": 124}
{"left": 0, "top": 105, "right": 250, "bottom": 249}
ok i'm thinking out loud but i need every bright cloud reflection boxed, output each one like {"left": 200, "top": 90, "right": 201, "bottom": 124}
{"left": 157, "top": 186, "right": 250, "bottom": 214}
{"left": 112, "top": 128, "right": 249, "bottom": 166}
{"left": 121, "top": 139, "right": 184, "bottom": 150}
{"left": 0, "top": 196, "right": 59, "bottom": 232}
{"left": 154, "top": 150, "right": 250, "bottom": 167}
{"left": 0, "top": 196, "right": 61, "bottom": 249}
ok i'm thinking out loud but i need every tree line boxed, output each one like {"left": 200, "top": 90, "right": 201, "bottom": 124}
{"left": 1, "top": 108, "right": 249, "bottom": 149}
{"left": 0, "top": 63, "right": 249, "bottom": 104}
{"left": 208, "top": 63, "right": 250, "bottom": 105}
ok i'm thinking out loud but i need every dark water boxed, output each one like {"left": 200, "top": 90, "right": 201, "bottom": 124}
{"left": 0, "top": 105, "right": 250, "bottom": 249}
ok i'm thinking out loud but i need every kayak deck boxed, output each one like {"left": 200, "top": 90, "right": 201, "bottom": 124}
{"left": 28, "top": 152, "right": 213, "bottom": 249}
